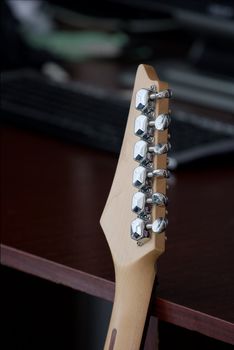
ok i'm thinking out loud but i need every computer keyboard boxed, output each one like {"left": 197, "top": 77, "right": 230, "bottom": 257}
{"left": 2, "top": 70, "right": 234, "bottom": 167}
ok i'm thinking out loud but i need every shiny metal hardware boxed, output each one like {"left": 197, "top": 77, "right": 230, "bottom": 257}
{"left": 133, "top": 166, "right": 170, "bottom": 188}
{"left": 135, "top": 113, "right": 170, "bottom": 138}
{"left": 146, "top": 217, "right": 168, "bottom": 234}
{"left": 148, "top": 142, "right": 171, "bottom": 155}
{"left": 132, "top": 191, "right": 168, "bottom": 214}
{"left": 134, "top": 114, "right": 148, "bottom": 137}
{"left": 132, "top": 192, "right": 146, "bottom": 214}
{"left": 133, "top": 85, "right": 171, "bottom": 245}
{"left": 135, "top": 89, "right": 151, "bottom": 111}
{"left": 133, "top": 140, "right": 148, "bottom": 162}
{"left": 132, "top": 166, "right": 147, "bottom": 188}
{"left": 167, "top": 157, "right": 177, "bottom": 170}
{"left": 149, "top": 89, "right": 172, "bottom": 100}
{"left": 147, "top": 168, "right": 170, "bottom": 179}
{"left": 131, "top": 216, "right": 168, "bottom": 242}
{"left": 146, "top": 192, "right": 168, "bottom": 206}
{"left": 130, "top": 218, "right": 146, "bottom": 241}
{"left": 135, "top": 88, "right": 172, "bottom": 111}
{"left": 134, "top": 140, "right": 171, "bottom": 163}
{"left": 149, "top": 113, "right": 171, "bottom": 131}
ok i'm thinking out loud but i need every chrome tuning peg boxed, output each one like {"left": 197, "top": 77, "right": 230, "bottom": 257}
{"left": 135, "top": 89, "right": 151, "bottom": 111}
{"left": 134, "top": 140, "right": 171, "bottom": 163}
{"left": 134, "top": 114, "right": 148, "bottom": 137}
{"left": 149, "top": 113, "right": 171, "bottom": 131}
{"left": 131, "top": 217, "right": 168, "bottom": 241}
{"left": 132, "top": 165, "right": 169, "bottom": 189}
{"left": 150, "top": 89, "right": 172, "bottom": 100}
{"left": 147, "top": 168, "right": 170, "bottom": 178}
{"left": 133, "top": 140, "right": 149, "bottom": 163}
{"left": 135, "top": 88, "right": 172, "bottom": 111}
{"left": 148, "top": 142, "right": 171, "bottom": 155}
{"left": 147, "top": 192, "right": 168, "bottom": 206}
{"left": 134, "top": 113, "right": 171, "bottom": 137}
{"left": 146, "top": 217, "right": 168, "bottom": 234}
{"left": 132, "top": 191, "right": 168, "bottom": 214}
{"left": 131, "top": 218, "right": 148, "bottom": 241}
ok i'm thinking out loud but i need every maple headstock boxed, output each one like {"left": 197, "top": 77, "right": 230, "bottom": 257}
{"left": 100, "top": 64, "right": 171, "bottom": 266}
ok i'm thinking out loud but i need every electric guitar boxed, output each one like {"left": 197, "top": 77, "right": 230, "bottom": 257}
{"left": 100, "top": 64, "right": 171, "bottom": 350}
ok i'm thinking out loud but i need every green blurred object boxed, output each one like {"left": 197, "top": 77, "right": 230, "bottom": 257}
{"left": 23, "top": 30, "right": 128, "bottom": 61}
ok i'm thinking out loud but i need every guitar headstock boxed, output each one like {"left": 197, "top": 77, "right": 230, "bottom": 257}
{"left": 100, "top": 64, "right": 171, "bottom": 266}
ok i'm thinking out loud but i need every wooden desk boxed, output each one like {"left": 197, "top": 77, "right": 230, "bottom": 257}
{"left": 1, "top": 127, "right": 234, "bottom": 345}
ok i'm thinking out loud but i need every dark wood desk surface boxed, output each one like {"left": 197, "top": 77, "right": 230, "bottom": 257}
{"left": 1, "top": 126, "right": 234, "bottom": 344}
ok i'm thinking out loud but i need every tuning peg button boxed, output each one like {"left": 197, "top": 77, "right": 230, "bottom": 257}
{"left": 146, "top": 192, "right": 168, "bottom": 206}
{"left": 133, "top": 166, "right": 170, "bottom": 188}
{"left": 135, "top": 88, "right": 172, "bottom": 111}
{"left": 134, "top": 114, "right": 148, "bottom": 137}
{"left": 132, "top": 191, "right": 168, "bottom": 214}
{"left": 133, "top": 166, "right": 147, "bottom": 188}
{"left": 131, "top": 217, "right": 168, "bottom": 241}
{"left": 135, "top": 89, "right": 150, "bottom": 111}
{"left": 135, "top": 113, "right": 170, "bottom": 137}
{"left": 134, "top": 140, "right": 171, "bottom": 163}
{"left": 146, "top": 217, "right": 168, "bottom": 234}
{"left": 133, "top": 140, "right": 148, "bottom": 162}
{"left": 131, "top": 218, "right": 146, "bottom": 241}
{"left": 132, "top": 192, "right": 146, "bottom": 214}
{"left": 149, "top": 113, "right": 171, "bottom": 131}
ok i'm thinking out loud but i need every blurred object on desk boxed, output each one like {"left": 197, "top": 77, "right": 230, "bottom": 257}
{"left": 1, "top": 0, "right": 234, "bottom": 169}
{"left": 1, "top": 69, "right": 234, "bottom": 169}
{"left": 1, "top": 0, "right": 62, "bottom": 71}
{"left": 24, "top": 30, "right": 128, "bottom": 62}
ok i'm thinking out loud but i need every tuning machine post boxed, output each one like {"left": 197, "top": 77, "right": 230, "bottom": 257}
{"left": 134, "top": 113, "right": 171, "bottom": 137}
{"left": 148, "top": 113, "right": 171, "bottom": 131}
{"left": 135, "top": 88, "right": 172, "bottom": 112}
{"left": 132, "top": 191, "right": 168, "bottom": 214}
{"left": 132, "top": 83, "right": 171, "bottom": 246}
{"left": 133, "top": 165, "right": 169, "bottom": 189}
{"left": 134, "top": 140, "right": 171, "bottom": 163}
{"left": 131, "top": 217, "right": 168, "bottom": 242}
{"left": 146, "top": 217, "right": 168, "bottom": 234}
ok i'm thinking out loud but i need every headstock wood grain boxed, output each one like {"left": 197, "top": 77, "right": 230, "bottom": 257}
{"left": 100, "top": 64, "right": 171, "bottom": 350}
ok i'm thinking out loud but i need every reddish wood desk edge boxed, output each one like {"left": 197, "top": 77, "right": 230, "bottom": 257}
{"left": 1, "top": 244, "right": 233, "bottom": 345}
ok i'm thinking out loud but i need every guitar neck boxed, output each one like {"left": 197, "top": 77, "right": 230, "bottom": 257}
{"left": 104, "top": 257, "right": 156, "bottom": 350}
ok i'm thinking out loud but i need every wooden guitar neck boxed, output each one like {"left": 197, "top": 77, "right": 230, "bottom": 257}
{"left": 105, "top": 258, "right": 157, "bottom": 349}
{"left": 100, "top": 64, "right": 171, "bottom": 350}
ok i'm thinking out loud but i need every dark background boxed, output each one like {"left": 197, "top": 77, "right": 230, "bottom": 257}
{"left": 1, "top": 0, "right": 234, "bottom": 349}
